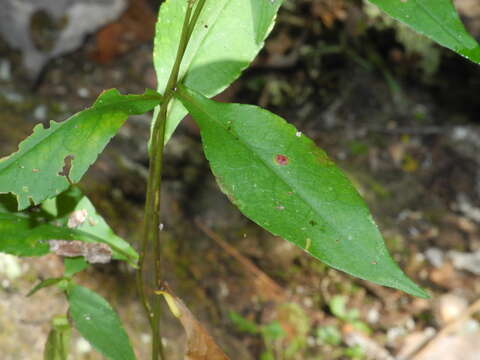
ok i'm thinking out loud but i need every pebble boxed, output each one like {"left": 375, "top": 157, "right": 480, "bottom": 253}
{"left": 77, "top": 87, "right": 90, "bottom": 98}
{"left": 425, "top": 247, "right": 445, "bottom": 268}
{"left": 33, "top": 104, "right": 47, "bottom": 121}
{"left": 434, "top": 293, "right": 468, "bottom": 325}
{"left": 0, "top": 59, "right": 11, "bottom": 81}
{"left": 76, "top": 338, "right": 92, "bottom": 354}
{"left": 448, "top": 250, "right": 480, "bottom": 275}
{"left": 0, "top": 253, "right": 22, "bottom": 280}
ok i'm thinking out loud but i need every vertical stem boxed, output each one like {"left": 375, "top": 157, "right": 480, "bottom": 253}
{"left": 136, "top": 0, "right": 207, "bottom": 359}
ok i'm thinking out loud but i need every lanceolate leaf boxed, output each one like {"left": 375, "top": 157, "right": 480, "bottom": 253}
{"left": 63, "top": 258, "right": 89, "bottom": 277}
{"left": 55, "top": 189, "right": 139, "bottom": 265}
{"left": 0, "top": 211, "right": 137, "bottom": 264}
{"left": 152, "top": 0, "right": 282, "bottom": 145}
{"left": 68, "top": 285, "right": 136, "bottom": 360}
{"left": 1, "top": 212, "right": 73, "bottom": 257}
{"left": 0, "top": 89, "right": 162, "bottom": 210}
{"left": 175, "top": 85, "right": 428, "bottom": 298}
{"left": 368, "top": 0, "right": 480, "bottom": 65}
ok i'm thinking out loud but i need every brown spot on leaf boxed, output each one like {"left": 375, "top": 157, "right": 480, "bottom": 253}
{"left": 58, "top": 155, "right": 75, "bottom": 184}
{"left": 32, "top": 168, "right": 40, "bottom": 173}
{"left": 275, "top": 154, "right": 289, "bottom": 165}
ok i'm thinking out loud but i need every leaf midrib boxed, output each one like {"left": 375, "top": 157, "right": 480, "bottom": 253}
{"left": 178, "top": 90, "right": 388, "bottom": 275}
{"left": 180, "top": 0, "right": 230, "bottom": 80}
{"left": 1, "top": 211, "right": 137, "bottom": 264}
{"left": 412, "top": 0, "right": 465, "bottom": 48}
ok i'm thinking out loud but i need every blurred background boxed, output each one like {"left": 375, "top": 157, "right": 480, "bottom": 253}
{"left": 1, "top": 0, "right": 480, "bottom": 359}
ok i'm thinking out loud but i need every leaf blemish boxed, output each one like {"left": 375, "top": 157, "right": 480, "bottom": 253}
{"left": 309, "top": 220, "right": 317, "bottom": 226}
{"left": 67, "top": 209, "right": 88, "bottom": 228}
{"left": 58, "top": 155, "right": 75, "bottom": 183}
{"left": 275, "top": 154, "right": 289, "bottom": 165}
{"left": 305, "top": 238, "right": 311, "bottom": 251}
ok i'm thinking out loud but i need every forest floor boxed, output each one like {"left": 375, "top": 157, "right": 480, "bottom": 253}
{"left": 1, "top": 0, "right": 480, "bottom": 359}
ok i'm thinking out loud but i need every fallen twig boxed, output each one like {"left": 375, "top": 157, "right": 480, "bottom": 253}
{"left": 408, "top": 297, "right": 480, "bottom": 360}
{"left": 195, "top": 219, "right": 286, "bottom": 302}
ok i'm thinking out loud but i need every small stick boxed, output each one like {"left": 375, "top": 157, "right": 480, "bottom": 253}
{"left": 409, "top": 297, "right": 480, "bottom": 360}
{"left": 195, "top": 219, "right": 286, "bottom": 302}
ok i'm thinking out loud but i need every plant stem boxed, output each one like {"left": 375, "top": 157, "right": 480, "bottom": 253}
{"left": 136, "top": 1, "right": 207, "bottom": 359}
{"left": 187, "top": 0, "right": 207, "bottom": 40}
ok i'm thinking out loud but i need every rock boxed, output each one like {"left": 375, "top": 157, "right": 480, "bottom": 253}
{"left": 343, "top": 325, "right": 394, "bottom": 360}
{"left": 455, "top": 193, "right": 480, "bottom": 223}
{"left": 447, "top": 126, "right": 480, "bottom": 199}
{"left": 396, "top": 328, "right": 435, "bottom": 360}
{"left": 425, "top": 247, "right": 445, "bottom": 268}
{"left": 0, "top": 254, "right": 23, "bottom": 281}
{"left": 433, "top": 293, "right": 468, "bottom": 325}
{"left": 455, "top": 0, "right": 480, "bottom": 36}
{"left": 414, "top": 331, "right": 480, "bottom": 360}
{"left": 448, "top": 249, "right": 480, "bottom": 275}
{"left": 0, "top": 0, "right": 127, "bottom": 78}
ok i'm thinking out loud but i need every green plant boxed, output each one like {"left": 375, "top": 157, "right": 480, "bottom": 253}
{"left": 1, "top": 0, "right": 479, "bottom": 359}
{"left": 328, "top": 296, "right": 371, "bottom": 334}
{"left": 229, "top": 305, "right": 310, "bottom": 360}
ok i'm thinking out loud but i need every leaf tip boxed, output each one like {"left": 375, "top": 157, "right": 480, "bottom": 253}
{"left": 94, "top": 89, "right": 122, "bottom": 105}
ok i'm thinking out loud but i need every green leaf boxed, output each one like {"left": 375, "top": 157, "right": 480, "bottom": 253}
{"left": 152, "top": 0, "right": 282, "bottom": 144}
{"left": 0, "top": 89, "right": 162, "bottom": 210}
{"left": 28, "top": 277, "right": 65, "bottom": 297}
{"left": 64, "top": 258, "right": 89, "bottom": 278}
{"left": 260, "top": 352, "right": 275, "bottom": 360}
{"left": 44, "top": 315, "right": 71, "bottom": 360}
{"left": 54, "top": 188, "right": 139, "bottom": 265}
{"left": 329, "top": 295, "right": 348, "bottom": 320}
{"left": 175, "top": 85, "right": 429, "bottom": 298}
{"left": 261, "top": 321, "right": 286, "bottom": 341}
{"left": 0, "top": 209, "right": 137, "bottom": 265}
{"left": 316, "top": 325, "right": 342, "bottom": 346}
{"left": 367, "top": 0, "right": 480, "bottom": 64}
{"left": 229, "top": 311, "right": 260, "bottom": 334}
{"left": 68, "top": 285, "right": 136, "bottom": 360}
{"left": 0, "top": 212, "right": 71, "bottom": 257}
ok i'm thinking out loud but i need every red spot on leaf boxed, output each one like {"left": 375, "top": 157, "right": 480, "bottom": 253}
{"left": 275, "top": 154, "right": 289, "bottom": 165}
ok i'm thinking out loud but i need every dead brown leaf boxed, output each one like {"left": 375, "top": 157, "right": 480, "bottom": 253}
{"left": 48, "top": 240, "right": 112, "bottom": 264}
{"left": 158, "top": 286, "right": 229, "bottom": 360}
{"left": 91, "top": 0, "right": 156, "bottom": 64}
